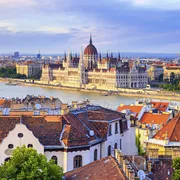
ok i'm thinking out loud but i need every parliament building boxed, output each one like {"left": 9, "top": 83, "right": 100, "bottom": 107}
{"left": 40, "top": 36, "right": 148, "bottom": 90}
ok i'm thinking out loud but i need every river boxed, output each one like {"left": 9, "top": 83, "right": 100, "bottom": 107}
{"left": 0, "top": 82, "right": 179, "bottom": 110}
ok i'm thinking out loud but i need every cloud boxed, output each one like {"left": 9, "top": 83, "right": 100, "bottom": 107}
{"left": 0, "top": 0, "right": 180, "bottom": 53}
{"left": 38, "top": 27, "right": 71, "bottom": 34}
{"left": 119, "top": 0, "right": 180, "bottom": 10}
{"left": 0, "top": 0, "right": 37, "bottom": 8}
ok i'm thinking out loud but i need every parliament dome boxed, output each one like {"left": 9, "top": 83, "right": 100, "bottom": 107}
{"left": 84, "top": 35, "right": 98, "bottom": 55}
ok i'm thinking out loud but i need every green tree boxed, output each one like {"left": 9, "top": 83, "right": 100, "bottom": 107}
{"left": 0, "top": 146, "right": 63, "bottom": 180}
{"left": 172, "top": 157, "right": 180, "bottom": 180}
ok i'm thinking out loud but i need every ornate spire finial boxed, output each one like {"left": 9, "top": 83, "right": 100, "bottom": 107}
{"left": 106, "top": 51, "right": 109, "bottom": 59}
{"left": 118, "top": 52, "right": 121, "bottom": 61}
{"left": 90, "top": 34, "right": 92, "bottom": 44}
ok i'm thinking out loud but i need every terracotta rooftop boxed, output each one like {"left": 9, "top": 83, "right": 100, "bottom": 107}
{"left": 153, "top": 113, "right": 180, "bottom": 142}
{"left": 65, "top": 156, "right": 126, "bottom": 180}
{"left": 0, "top": 99, "right": 11, "bottom": 108}
{"left": 151, "top": 102, "right": 169, "bottom": 112}
{"left": 0, "top": 116, "right": 20, "bottom": 143}
{"left": 22, "top": 116, "right": 62, "bottom": 146}
{"left": 117, "top": 105, "right": 143, "bottom": 117}
{"left": 0, "top": 106, "right": 127, "bottom": 149}
{"left": 140, "top": 112, "right": 170, "bottom": 125}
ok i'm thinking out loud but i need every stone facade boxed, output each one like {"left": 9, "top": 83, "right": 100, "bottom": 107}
{"left": 16, "top": 62, "right": 41, "bottom": 78}
{"left": 40, "top": 36, "right": 148, "bottom": 89}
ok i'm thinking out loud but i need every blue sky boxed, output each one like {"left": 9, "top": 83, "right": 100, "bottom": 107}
{"left": 0, "top": 0, "right": 180, "bottom": 54}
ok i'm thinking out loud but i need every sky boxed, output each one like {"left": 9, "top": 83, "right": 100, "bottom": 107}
{"left": 0, "top": 0, "right": 180, "bottom": 54}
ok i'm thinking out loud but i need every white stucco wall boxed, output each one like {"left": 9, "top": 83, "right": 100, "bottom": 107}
{"left": 45, "top": 151, "right": 67, "bottom": 172}
{"left": 67, "top": 149, "right": 90, "bottom": 172}
{"left": 0, "top": 124, "right": 44, "bottom": 164}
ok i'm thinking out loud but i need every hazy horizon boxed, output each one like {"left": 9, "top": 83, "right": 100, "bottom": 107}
{"left": 1, "top": 0, "right": 180, "bottom": 53}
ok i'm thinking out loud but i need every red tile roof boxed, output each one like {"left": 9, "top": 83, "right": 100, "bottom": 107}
{"left": 65, "top": 156, "right": 126, "bottom": 180}
{"left": 117, "top": 105, "right": 143, "bottom": 117}
{"left": 140, "top": 112, "right": 170, "bottom": 125}
{"left": 0, "top": 106, "right": 126, "bottom": 149}
{"left": 151, "top": 102, "right": 169, "bottom": 112}
{"left": 153, "top": 113, "right": 180, "bottom": 142}
{"left": 0, "top": 116, "right": 20, "bottom": 143}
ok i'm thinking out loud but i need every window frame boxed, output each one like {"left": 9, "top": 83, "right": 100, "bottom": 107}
{"left": 108, "top": 145, "right": 111, "bottom": 156}
{"left": 108, "top": 124, "right": 112, "bottom": 136}
{"left": 51, "top": 156, "right": 58, "bottom": 165}
{"left": 94, "top": 149, "right": 98, "bottom": 161}
{"left": 74, "top": 155, "right": 82, "bottom": 169}
{"left": 115, "top": 122, "right": 118, "bottom": 134}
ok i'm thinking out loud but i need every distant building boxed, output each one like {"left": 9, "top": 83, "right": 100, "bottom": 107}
{"left": 41, "top": 35, "right": 148, "bottom": 89}
{"left": 147, "top": 64, "right": 164, "bottom": 81}
{"left": 146, "top": 113, "right": 180, "bottom": 158}
{"left": 37, "top": 50, "right": 41, "bottom": 59}
{"left": 117, "top": 100, "right": 172, "bottom": 153}
{"left": 164, "top": 66, "right": 180, "bottom": 81}
{"left": 14, "top": 52, "right": 19, "bottom": 59}
{"left": 16, "top": 61, "right": 41, "bottom": 78}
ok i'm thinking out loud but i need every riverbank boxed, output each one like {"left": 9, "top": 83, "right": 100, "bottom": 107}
{"left": 1, "top": 78, "right": 180, "bottom": 101}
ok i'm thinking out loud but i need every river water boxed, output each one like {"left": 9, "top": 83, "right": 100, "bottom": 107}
{"left": 0, "top": 82, "right": 179, "bottom": 110}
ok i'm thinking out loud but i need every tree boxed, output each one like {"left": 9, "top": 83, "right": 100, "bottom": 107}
{"left": 172, "top": 157, "right": 180, "bottom": 180}
{"left": 0, "top": 146, "right": 63, "bottom": 180}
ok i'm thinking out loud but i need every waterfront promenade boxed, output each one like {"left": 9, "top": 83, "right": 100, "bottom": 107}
{"left": 0, "top": 78, "right": 180, "bottom": 102}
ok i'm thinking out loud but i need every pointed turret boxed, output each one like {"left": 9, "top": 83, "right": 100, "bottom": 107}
{"left": 67, "top": 48, "right": 71, "bottom": 68}
{"left": 99, "top": 52, "right": 102, "bottom": 62}
{"left": 75, "top": 52, "right": 78, "bottom": 58}
{"left": 64, "top": 51, "right": 67, "bottom": 62}
{"left": 106, "top": 51, "right": 109, "bottom": 59}
{"left": 118, "top": 52, "right": 121, "bottom": 61}
{"left": 90, "top": 34, "right": 92, "bottom": 44}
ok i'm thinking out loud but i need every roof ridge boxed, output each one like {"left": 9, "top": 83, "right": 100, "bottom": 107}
{"left": 168, "top": 113, "right": 180, "bottom": 140}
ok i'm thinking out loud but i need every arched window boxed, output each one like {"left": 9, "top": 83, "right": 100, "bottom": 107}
{"left": 74, "top": 155, "right": 82, "bottom": 169}
{"left": 27, "top": 144, "right": 33, "bottom": 148}
{"left": 51, "top": 156, "right": 58, "bottom": 165}
{"left": 94, "top": 149, "right": 98, "bottom": 161}
{"left": 114, "top": 143, "right": 117, "bottom": 150}
{"left": 108, "top": 145, "right": 111, "bottom": 156}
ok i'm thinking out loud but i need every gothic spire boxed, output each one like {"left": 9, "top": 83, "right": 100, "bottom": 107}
{"left": 118, "top": 52, "right": 121, "bottom": 61}
{"left": 64, "top": 51, "right": 67, "bottom": 62}
{"left": 111, "top": 52, "right": 113, "bottom": 58}
{"left": 106, "top": 51, "right": 109, "bottom": 59}
{"left": 99, "top": 52, "right": 102, "bottom": 62}
{"left": 90, "top": 34, "right": 92, "bottom": 44}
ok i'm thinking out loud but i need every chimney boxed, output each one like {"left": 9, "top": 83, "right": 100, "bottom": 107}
{"left": 123, "top": 159, "right": 126, "bottom": 172}
{"left": 72, "top": 101, "right": 78, "bottom": 109}
{"left": 61, "top": 104, "right": 69, "bottom": 115}
{"left": 127, "top": 165, "right": 132, "bottom": 179}
{"left": 133, "top": 176, "right": 140, "bottom": 180}
{"left": 129, "top": 169, "right": 135, "bottom": 180}
{"left": 125, "top": 162, "right": 130, "bottom": 178}
{"left": 147, "top": 160, "right": 152, "bottom": 173}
